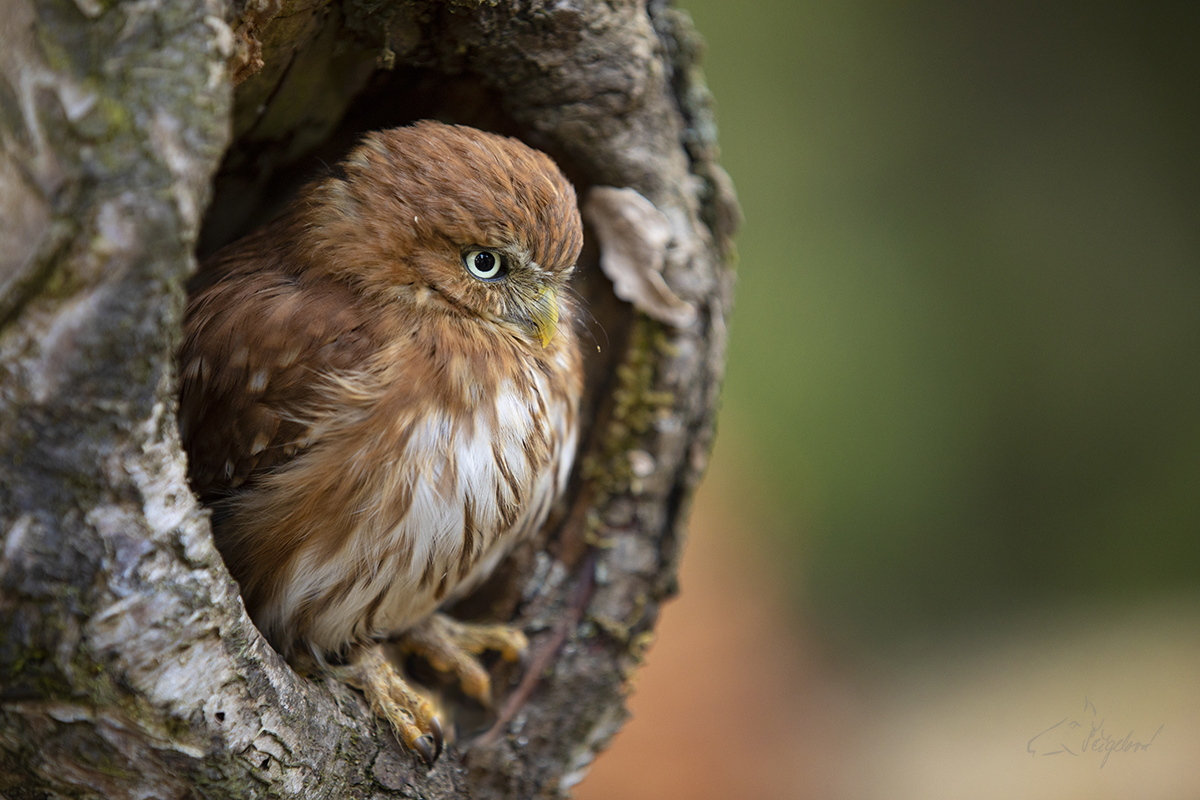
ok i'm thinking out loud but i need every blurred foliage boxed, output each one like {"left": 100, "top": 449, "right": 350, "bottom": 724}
{"left": 682, "top": 0, "right": 1200, "bottom": 645}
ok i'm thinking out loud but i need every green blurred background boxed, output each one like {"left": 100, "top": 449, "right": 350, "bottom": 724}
{"left": 681, "top": 0, "right": 1200, "bottom": 648}
{"left": 581, "top": 4, "right": 1200, "bottom": 797}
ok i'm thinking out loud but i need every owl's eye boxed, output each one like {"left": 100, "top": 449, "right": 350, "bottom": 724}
{"left": 463, "top": 249, "right": 506, "bottom": 281}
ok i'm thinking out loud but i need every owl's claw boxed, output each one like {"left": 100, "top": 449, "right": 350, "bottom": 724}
{"left": 330, "top": 642, "right": 445, "bottom": 766}
{"left": 428, "top": 716, "right": 444, "bottom": 762}
{"left": 413, "top": 728, "right": 441, "bottom": 767}
{"left": 413, "top": 737, "right": 434, "bottom": 766}
{"left": 328, "top": 616, "right": 525, "bottom": 763}
{"left": 397, "top": 613, "right": 528, "bottom": 707}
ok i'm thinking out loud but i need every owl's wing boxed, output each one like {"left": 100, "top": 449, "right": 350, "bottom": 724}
{"left": 179, "top": 267, "right": 375, "bottom": 501}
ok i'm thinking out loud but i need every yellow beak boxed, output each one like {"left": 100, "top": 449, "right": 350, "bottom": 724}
{"left": 526, "top": 285, "right": 559, "bottom": 348}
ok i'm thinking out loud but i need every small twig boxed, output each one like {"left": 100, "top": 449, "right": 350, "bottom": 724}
{"left": 474, "top": 550, "right": 596, "bottom": 748}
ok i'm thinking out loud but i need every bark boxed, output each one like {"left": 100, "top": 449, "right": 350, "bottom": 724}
{"left": 0, "top": 0, "right": 738, "bottom": 797}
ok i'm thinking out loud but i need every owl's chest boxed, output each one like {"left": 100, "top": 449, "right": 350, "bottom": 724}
{"left": 288, "top": 364, "right": 579, "bottom": 651}
{"left": 399, "top": 376, "right": 568, "bottom": 564}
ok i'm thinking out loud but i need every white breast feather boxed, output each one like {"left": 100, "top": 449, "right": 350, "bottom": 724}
{"left": 269, "top": 376, "right": 576, "bottom": 653}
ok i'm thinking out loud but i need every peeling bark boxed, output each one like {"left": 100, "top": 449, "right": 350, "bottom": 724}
{"left": 0, "top": 0, "right": 738, "bottom": 797}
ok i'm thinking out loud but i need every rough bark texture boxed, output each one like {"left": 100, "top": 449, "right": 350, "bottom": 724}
{"left": 0, "top": 0, "right": 738, "bottom": 797}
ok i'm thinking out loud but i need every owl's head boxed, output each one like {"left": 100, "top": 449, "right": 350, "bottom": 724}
{"left": 298, "top": 120, "right": 583, "bottom": 348}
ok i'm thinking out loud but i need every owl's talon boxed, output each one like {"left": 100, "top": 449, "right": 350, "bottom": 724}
{"left": 429, "top": 715, "right": 444, "bottom": 761}
{"left": 330, "top": 642, "right": 445, "bottom": 765}
{"left": 398, "top": 613, "right": 528, "bottom": 707}
{"left": 413, "top": 734, "right": 437, "bottom": 766}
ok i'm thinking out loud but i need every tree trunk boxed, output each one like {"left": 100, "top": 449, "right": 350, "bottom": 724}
{"left": 0, "top": 0, "right": 738, "bottom": 796}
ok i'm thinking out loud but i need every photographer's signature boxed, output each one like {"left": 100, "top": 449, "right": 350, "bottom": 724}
{"left": 1027, "top": 697, "right": 1162, "bottom": 768}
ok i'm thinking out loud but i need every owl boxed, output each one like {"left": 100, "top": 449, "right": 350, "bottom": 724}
{"left": 178, "top": 120, "right": 584, "bottom": 764}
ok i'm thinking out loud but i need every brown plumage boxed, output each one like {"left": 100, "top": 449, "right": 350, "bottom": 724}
{"left": 179, "top": 121, "right": 583, "bottom": 762}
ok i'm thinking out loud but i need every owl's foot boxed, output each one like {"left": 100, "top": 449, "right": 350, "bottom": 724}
{"left": 331, "top": 643, "right": 444, "bottom": 766}
{"left": 397, "top": 612, "right": 528, "bottom": 707}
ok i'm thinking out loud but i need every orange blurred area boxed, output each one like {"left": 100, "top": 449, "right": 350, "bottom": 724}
{"left": 575, "top": 444, "right": 860, "bottom": 800}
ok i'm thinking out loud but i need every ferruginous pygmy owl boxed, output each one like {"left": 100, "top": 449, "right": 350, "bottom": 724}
{"left": 178, "top": 120, "right": 584, "bottom": 764}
